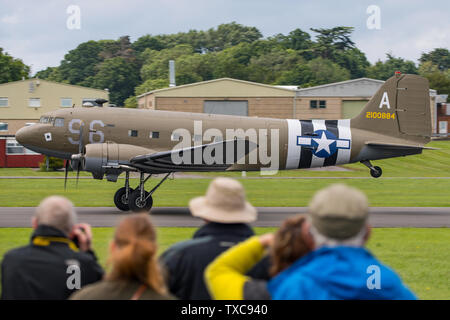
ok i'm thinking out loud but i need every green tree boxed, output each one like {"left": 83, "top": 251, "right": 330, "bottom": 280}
{"left": 276, "top": 57, "right": 350, "bottom": 87}
{"left": 92, "top": 57, "right": 140, "bottom": 106}
{"left": 334, "top": 48, "right": 370, "bottom": 78}
{"left": 140, "top": 44, "right": 194, "bottom": 81}
{"left": 132, "top": 35, "right": 165, "bottom": 53}
{"left": 57, "top": 40, "right": 104, "bottom": 84}
{"left": 419, "top": 48, "right": 450, "bottom": 71}
{"left": 0, "top": 48, "right": 30, "bottom": 83}
{"left": 124, "top": 96, "right": 137, "bottom": 108}
{"left": 418, "top": 61, "right": 450, "bottom": 95}
{"left": 205, "top": 22, "right": 262, "bottom": 52}
{"left": 310, "top": 27, "right": 355, "bottom": 60}
{"left": 366, "top": 53, "right": 418, "bottom": 80}
{"left": 135, "top": 78, "right": 169, "bottom": 96}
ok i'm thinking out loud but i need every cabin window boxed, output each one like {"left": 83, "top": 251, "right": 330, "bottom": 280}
{"left": 0, "top": 122, "right": 8, "bottom": 131}
{"left": 128, "top": 130, "right": 138, "bottom": 137}
{"left": 149, "top": 131, "right": 159, "bottom": 139}
{"left": 29, "top": 98, "right": 41, "bottom": 107}
{"left": 310, "top": 100, "right": 317, "bottom": 109}
{"left": 54, "top": 118, "right": 65, "bottom": 127}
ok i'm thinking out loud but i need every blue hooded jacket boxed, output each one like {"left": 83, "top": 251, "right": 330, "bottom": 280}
{"left": 268, "top": 246, "right": 416, "bottom": 300}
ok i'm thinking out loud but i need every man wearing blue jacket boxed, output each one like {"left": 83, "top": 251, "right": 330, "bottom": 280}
{"left": 268, "top": 184, "right": 416, "bottom": 300}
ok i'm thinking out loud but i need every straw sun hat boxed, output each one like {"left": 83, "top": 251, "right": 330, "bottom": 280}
{"left": 189, "top": 177, "right": 257, "bottom": 223}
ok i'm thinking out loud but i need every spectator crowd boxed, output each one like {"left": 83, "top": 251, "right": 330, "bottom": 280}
{"left": 1, "top": 178, "right": 416, "bottom": 300}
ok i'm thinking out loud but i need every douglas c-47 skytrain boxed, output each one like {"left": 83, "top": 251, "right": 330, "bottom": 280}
{"left": 16, "top": 73, "right": 435, "bottom": 212}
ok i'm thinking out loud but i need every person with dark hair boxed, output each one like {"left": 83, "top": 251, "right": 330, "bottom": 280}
{"left": 71, "top": 214, "right": 173, "bottom": 300}
{"left": 160, "top": 177, "right": 269, "bottom": 300}
{"left": 205, "top": 215, "right": 309, "bottom": 300}
{"left": 1, "top": 196, "right": 103, "bottom": 300}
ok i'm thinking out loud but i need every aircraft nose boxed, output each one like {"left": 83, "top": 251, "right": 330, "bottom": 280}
{"left": 15, "top": 126, "right": 33, "bottom": 146}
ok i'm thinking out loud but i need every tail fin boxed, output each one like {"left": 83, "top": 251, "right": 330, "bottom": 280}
{"left": 351, "top": 74, "right": 431, "bottom": 145}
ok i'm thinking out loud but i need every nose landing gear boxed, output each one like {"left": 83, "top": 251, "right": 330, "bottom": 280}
{"left": 361, "top": 160, "right": 383, "bottom": 178}
{"left": 113, "top": 171, "right": 171, "bottom": 212}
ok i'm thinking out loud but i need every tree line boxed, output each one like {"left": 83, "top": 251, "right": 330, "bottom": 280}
{"left": 1, "top": 22, "right": 449, "bottom": 106}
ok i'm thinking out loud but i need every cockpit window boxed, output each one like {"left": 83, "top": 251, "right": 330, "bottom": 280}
{"left": 39, "top": 116, "right": 49, "bottom": 124}
{"left": 54, "top": 117, "right": 65, "bottom": 127}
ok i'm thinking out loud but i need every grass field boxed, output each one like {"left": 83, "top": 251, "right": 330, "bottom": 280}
{"left": 0, "top": 227, "right": 448, "bottom": 300}
{"left": 0, "top": 177, "right": 449, "bottom": 207}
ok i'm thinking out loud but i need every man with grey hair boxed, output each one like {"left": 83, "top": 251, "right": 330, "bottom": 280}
{"left": 1, "top": 196, "right": 104, "bottom": 299}
{"left": 268, "top": 184, "right": 416, "bottom": 300}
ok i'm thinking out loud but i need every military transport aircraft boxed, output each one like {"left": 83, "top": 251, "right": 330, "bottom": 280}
{"left": 15, "top": 73, "right": 434, "bottom": 212}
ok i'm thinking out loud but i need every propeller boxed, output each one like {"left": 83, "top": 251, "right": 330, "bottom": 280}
{"left": 69, "top": 122, "right": 85, "bottom": 189}
{"left": 64, "top": 159, "right": 69, "bottom": 190}
{"left": 76, "top": 122, "right": 85, "bottom": 188}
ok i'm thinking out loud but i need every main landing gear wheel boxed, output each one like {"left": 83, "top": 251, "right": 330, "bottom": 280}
{"left": 128, "top": 189, "right": 153, "bottom": 212}
{"left": 113, "top": 187, "right": 134, "bottom": 211}
{"left": 370, "top": 166, "right": 382, "bottom": 178}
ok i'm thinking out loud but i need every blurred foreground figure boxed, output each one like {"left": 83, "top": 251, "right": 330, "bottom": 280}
{"left": 268, "top": 184, "right": 417, "bottom": 300}
{"left": 160, "top": 177, "right": 269, "bottom": 300}
{"left": 1, "top": 196, "right": 103, "bottom": 300}
{"left": 71, "top": 214, "right": 173, "bottom": 300}
{"left": 205, "top": 215, "right": 309, "bottom": 299}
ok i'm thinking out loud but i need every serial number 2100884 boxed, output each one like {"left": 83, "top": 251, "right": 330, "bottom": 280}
{"left": 366, "top": 112, "right": 396, "bottom": 120}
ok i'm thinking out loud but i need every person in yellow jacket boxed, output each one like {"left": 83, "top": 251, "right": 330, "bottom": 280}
{"left": 205, "top": 215, "right": 309, "bottom": 300}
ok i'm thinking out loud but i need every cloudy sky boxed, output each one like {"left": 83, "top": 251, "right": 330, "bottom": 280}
{"left": 1, "top": 0, "right": 449, "bottom": 74}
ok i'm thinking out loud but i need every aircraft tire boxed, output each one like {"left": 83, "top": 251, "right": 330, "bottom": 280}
{"left": 370, "top": 166, "right": 382, "bottom": 178}
{"left": 128, "top": 189, "right": 153, "bottom": 212}
{"left": 114, "top": 187, "right": 134, "bottom": 211}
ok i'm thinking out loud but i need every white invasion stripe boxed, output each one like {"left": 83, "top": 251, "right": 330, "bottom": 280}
{"left": 310, "top": 120, "right": 326, "bottom": 168}
{"left": 336, "top": 140, "right": 350, "bottom": 148}
{"left": 285, "top": 119, "right": 302, "bottom": 169}
{"left": 297, "top": 137, "right": 311, "bottom": 145}
{"left": 336, "top": 119, "right": 352, "bottom": 164}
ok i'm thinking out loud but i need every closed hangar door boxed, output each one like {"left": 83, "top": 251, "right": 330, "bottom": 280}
{"left": 342, "top": 100, "right": 368, "bottom": 118}
{"left": 204, "top": 100, "right": 248, "bottom": 116}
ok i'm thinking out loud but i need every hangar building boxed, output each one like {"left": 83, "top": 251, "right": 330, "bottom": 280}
{"left": 0, "top": 78, "right": 109, "bottom": 167}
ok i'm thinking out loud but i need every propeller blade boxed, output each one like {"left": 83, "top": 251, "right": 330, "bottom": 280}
{"left": 76, "top": 122, "right": 85, "bottom": 188}
{"left": 64, "top": 160, "right": 69, "bottom": 190}
{"left": 76, "top": 162, "right": 80, "bottom": 188}
{"left": 78, "top": 122, "right": 84, "bottom": 154}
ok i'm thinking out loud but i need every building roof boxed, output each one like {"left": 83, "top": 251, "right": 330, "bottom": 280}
{"left": 296, "top": 77, "right": 436, "bottom": 97}
{"left": 137, "top": 78, "right": 297, "bottom": 98}
{"left": 0, "top": 78, "right": 108, "bottom": 93}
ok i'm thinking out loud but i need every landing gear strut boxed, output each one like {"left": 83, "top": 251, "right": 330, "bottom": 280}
{"left": 124, "top": 172, "right": 171, "bottom": 212}
{"left": 361, "top": 160, "right": 382, "bottom": 178}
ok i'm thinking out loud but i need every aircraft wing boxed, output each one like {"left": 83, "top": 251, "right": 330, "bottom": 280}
{"left": 365, "top": 142, "right": 439, "bottom": 150}
{"left": 129, "top": 139, "right": 258, "bottom": 172}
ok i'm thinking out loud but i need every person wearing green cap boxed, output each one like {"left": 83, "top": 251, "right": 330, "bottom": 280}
{"left": 268, "top": 184, "right": 417, "bottom": 300}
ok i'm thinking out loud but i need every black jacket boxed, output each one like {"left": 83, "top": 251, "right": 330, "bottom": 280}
{"left": 160, "top": 222, "right": 270, "bottom": 300}
{"left": 1, "top": 225, "right": 104, "bottom": 300}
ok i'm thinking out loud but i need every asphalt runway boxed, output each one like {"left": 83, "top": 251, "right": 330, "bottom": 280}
{"left": 0, "top": 207, "right": 449, "bottom": 228}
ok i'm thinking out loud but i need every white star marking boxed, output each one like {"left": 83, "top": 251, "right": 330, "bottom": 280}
{"left": 313, "top": 132, "right": 334, "bottom": 155}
